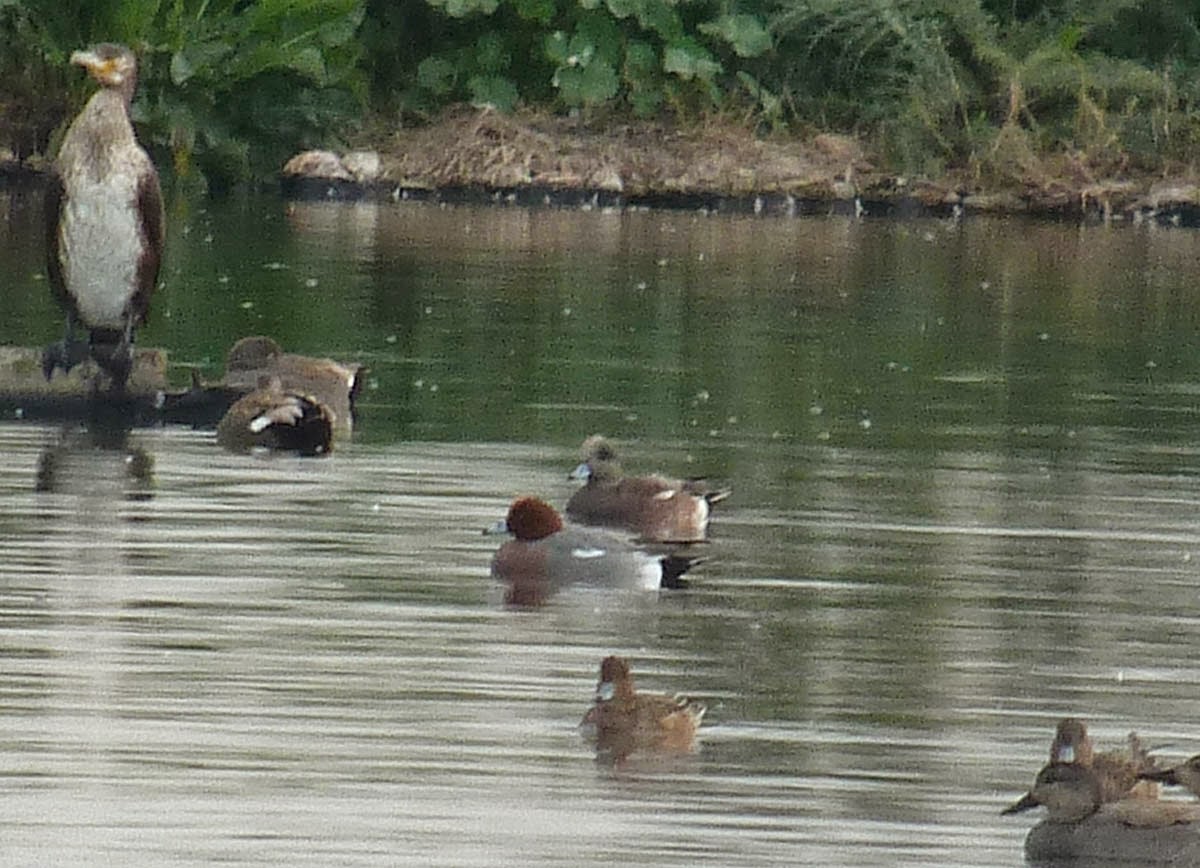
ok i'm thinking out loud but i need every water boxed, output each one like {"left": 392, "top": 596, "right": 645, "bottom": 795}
{"left": 4, "top": 191, "right": 1200, "bottom": 865}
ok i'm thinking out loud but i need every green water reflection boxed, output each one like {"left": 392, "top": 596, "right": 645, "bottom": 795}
{"left": 6, "top": 192, "right": 1200, "bottom": 458}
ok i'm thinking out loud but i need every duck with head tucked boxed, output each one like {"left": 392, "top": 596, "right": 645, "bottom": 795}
{"left": 579, "top": 655, "right": 705, "bottom": 764}
{"left": 1046, "top": 717, "right": 1159, "bottom": 802}
{"left": 216, "top": 376, "right": 333, "bottom": 456}
{"left": 1003, "top": 761, "right": 1200, "bottom": 863}
{"left": 487, "top": 496, "right": 702, "bottom": 607}
{"left": 223, "top": 336, "right": 363, "bottom": 435}
{"left": 565, "top": 434, "right": 729, "bottom": 543}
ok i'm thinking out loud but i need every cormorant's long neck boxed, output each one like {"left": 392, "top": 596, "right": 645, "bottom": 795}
{"left": 59, "top": 89, "right": 137, "bottom": 180}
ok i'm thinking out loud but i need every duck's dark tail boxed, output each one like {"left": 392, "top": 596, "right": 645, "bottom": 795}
{"left": 683, "top": 478, "right": 731, "bottom": 507}
{"left": 659, "top": 553, "right": 707, "bottom": 589}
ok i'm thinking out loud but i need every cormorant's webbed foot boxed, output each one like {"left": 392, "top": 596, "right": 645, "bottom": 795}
{"left": 89, "top": 328, "right": 134, "bottom": 392}
{"left": 41, "top": 336, "right": 89, "bottom": 380}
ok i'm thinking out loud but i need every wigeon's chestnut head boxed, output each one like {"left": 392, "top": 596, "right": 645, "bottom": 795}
{"left": 565, "top": 434, "right": 729, "bottom": 543}
{"left": 223, "top": 336, "right": 363, "bottom": 436}
{"left": 1006, "top": 762, "right": 1200, "bottom": 863}
{"left": 487, "top": 497, "right": 702, "bottom": 607}
{"left": 1046, "top": 717, "right": 1158, "bottom": 802}
{"left": 579, "top": 654, "right": 705, "bottom": 764}
{"left": 501, "top": 496, "right": 564, "bottom": 541}
{"left": 1140, "top": 754, "right": 1200, "bottom": 799}
{"left": 216, "top": 376, "right": 333, "bottom": 456}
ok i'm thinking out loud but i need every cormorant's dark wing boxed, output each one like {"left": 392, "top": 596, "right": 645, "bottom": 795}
{"left": 43, "top": 172, "right": 77, "bottom": 319}
{"left": 131, "top": 160, "right": 164, "bottom": 326}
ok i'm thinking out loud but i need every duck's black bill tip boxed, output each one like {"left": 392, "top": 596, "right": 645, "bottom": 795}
{"left": 1000, "top": 793, "right": 1039, "bottom": 816}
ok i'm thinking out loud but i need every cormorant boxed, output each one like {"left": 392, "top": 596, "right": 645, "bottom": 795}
{"left": 43, "top": 43, "right": 164, "bottom": 391}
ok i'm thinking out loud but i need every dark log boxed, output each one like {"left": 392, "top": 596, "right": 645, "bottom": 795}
{"left": 0, "top": 345, "right": 243, "bottom": 428}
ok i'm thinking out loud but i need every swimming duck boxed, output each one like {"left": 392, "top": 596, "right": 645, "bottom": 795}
{"left": 1004, "top": 761, "right": 1105, "bottom": 822}
{"left": 1140, "top": 755, "right": 1200, "bottom": 799}
{"left": 565, "top": 434, "right": 729, "bottom": 543}
{"left": 487, "top": 496, "right": 702, "bottom": 606}
{"left": 223, "top": 336, "right": 363, "bottom": 433}
{"left": 1047, "top": 717, "right": 1158, "bottom": 802}
{"left": 1004, "top": 761, "right": 1200, "bottom": 863}
{"left": 43, "top": 43, "right": 164, "bottom": 391}
{"left": 215, "top": 376, "right": 333, "bottom": 456}
{"left": 579, "top": 655, "right": 705, "bottom": 763}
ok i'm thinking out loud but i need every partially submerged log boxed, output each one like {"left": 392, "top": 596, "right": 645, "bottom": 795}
{"left": 0, "top": 345, "right": 242, "bottom": 428}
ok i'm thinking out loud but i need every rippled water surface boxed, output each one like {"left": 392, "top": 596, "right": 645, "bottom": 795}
{"left": 4, "top": 192, "right": 1200, "bottom": 866}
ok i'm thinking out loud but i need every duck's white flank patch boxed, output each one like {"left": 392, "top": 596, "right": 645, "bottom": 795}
{"left": 636, "top": 558, "right": 662, "bottom": 589}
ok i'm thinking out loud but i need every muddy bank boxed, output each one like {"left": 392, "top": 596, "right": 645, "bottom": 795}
{"left": 6, "top": 105, "right": 1200, "bottom": 224}
{"left": 281, "top": 108, "right": 1200, "bottom": 225}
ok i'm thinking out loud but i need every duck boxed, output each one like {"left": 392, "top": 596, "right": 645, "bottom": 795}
{"left": 579, "top": 655, "right": 705, "bottom": 763}
{"left": 565, "top": 434, "right": 730, "bottom": 543}
{"left": 486, "top": 496, "right": 702, "bottom": 606}
{"left": 1003, "top": 761, "right": 1105, "bottom": 822}
{"left": 43, "top": 43, "right": 164, "bottom": 391}
{"left": 1046, "top": 717, "right": 1158, "bottom": 801}
{"left": 1140, "top": 755, "right": 1200, "bottom": 798}
{"left": 1003, "top": 761, "right": 1200, "bottom": 863}
{"left": 215, "top": 376, "right": 334, "bottom": 456}
{"left": 223, "top": 336, "right": 363, "bottom": 433}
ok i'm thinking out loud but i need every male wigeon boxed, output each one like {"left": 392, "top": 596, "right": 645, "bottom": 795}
{"left": 224, "top": 336, "right": 363, "bottom": 434}
{"left": 1045, "top": 717, "right": 1158, "bottom": 801}
{"left": 1141, "top": 755, "right": 1200, "bottom": 798}
{"left": 487, "top": 497, "right": 701, "bottom": 606}
{"left": 1004, "top": 761, "right": 1200, "bottom": 863}
{"left": 565, "top": 434, "right": 730, "bottom": 543}
{"left": 579, "top": 655, "right": 705, "bottom": 763}
{"left": 216, "top": 376, "right": 333, "bottom": 456}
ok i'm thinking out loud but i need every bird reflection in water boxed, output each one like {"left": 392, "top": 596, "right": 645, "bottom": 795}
{"left": 35, "top": 409, "right": 154, "bottom": 502}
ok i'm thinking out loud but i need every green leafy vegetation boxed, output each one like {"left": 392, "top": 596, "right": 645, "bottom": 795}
{"left": 1, "top": 0, "right": 365, "bottom": 189}
{"left": 769, "top": 0, "right": 1200, "bottom": 179}
{"left": 365, "top": 0, "right": 773, "bottom": 118}
{"left": 4, "top": 0, "right": 1200, "bottom": 185}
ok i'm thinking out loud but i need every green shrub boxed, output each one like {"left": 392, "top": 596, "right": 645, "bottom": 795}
{"left": 367, "top": 0, "right": 773, "bottom": 120}
{"left": 0, "top": 0, "right": 366, "bottom": 188}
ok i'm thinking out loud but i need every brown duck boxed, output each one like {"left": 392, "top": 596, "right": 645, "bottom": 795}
{"left": 216, "top": 376, "right": 334, "bottom": 456}
{"left": 579, "top": 655, "right": 705, "bottom": 763}
{"left": 1004, "top": 761, "right": 1200, "bottom": 863}
{"left": 224, "top": 336, "right": 363, "bottom": 434}
{"left": 1045, "top": 717, "right": 1159, "bottom": 802}
{"left": 565, "top": 434, "right": 729, "bottom": 543}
